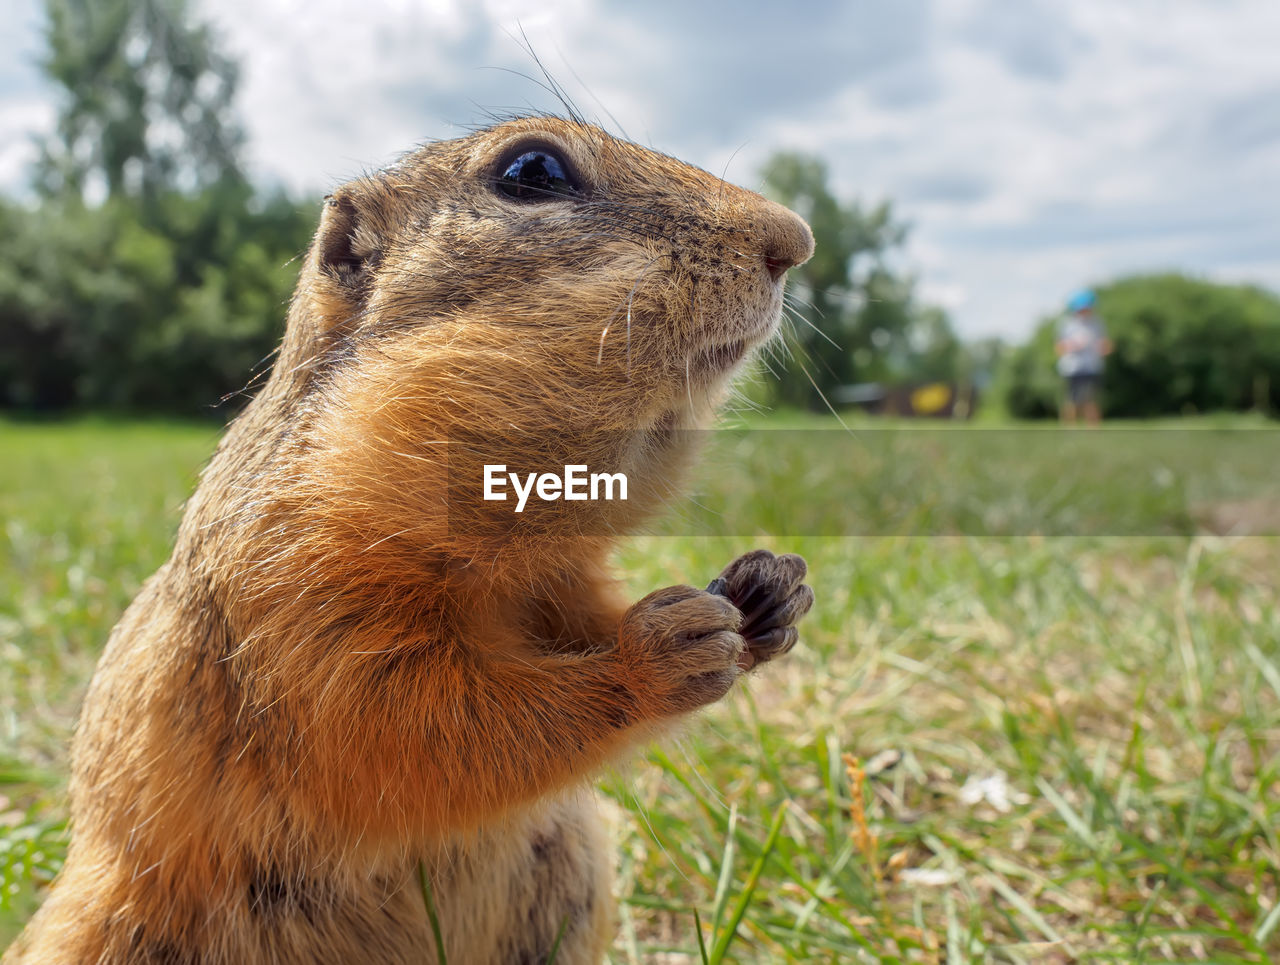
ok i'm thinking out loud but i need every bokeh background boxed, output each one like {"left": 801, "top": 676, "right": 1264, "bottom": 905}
{"left": 2, "top": 1, "right": 1279, "bottom": 961}
{"left": 2, "top": 0, "right": 1279, "bottom": 415}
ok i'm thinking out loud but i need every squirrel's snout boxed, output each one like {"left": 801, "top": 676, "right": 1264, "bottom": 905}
{"left": 760, "top": 202, "right": 815, "bottom": 282}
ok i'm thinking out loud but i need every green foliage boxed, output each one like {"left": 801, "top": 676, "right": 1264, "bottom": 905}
{"left": 996, "top": 320, "right": 1061, "bottom": 420}
{"left": 0, "top": 813, "right": 66, "bottom": 925}
{"left": 0, "top": 190, "right": 314, "bottom": 413}
{"left": 760, "top": 153, "right": 964, "bottom": 410}
{"left": 658, "top": 421, "right": 1280, "bottom": 539}
{"left": 1002, "top": 274, "right": 1280, "bottom": 418}
{"left": 36, "top": 0, "right": 243, "bottom": 202}
{"left": 0, "top": 419, "right": 217, "bottom": 938}
{"left": 0, "top": 0, "right": 316, "bottom": 415}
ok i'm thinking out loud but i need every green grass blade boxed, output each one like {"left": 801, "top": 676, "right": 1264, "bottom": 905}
{"left": 693, "top": 906, "right": 711, "bottom": 965}
{"left": 977, "top": 871, "right": 1066, "bottom": 949}
{"left": 545, "top": 914, "right": 570, "bottom": 964}
{"left": 1034, "top": 776, "right": 1097, "bottom": 849}
{"left": 419, "top": 860, "right": 447, "bottom": 965}
{"left": 1254, "top": 900, "right": 1280, "bottom": 945}
{"left": 709, "top": 803, "right": 739, "bottom": 938}
{"left": 708, "top": 801, "right": 789, "bottom": 965}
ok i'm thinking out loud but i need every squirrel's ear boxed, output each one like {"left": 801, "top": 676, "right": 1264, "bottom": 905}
{"left": 315, "top": 179, "right": 389, "bottom": 295}
{"left": 281, "top": 178, "right": 395, "bottom": 365}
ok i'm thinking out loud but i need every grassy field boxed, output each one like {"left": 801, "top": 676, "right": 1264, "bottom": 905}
{"left": 2, "top": 415, "right": 1279, "bottom": 962}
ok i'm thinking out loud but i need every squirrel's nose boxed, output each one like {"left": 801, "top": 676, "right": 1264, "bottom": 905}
{"left": 759, "top": 201, "right": 815, "bottom": 282}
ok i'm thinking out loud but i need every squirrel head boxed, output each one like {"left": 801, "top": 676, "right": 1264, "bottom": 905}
{"left": 281, "top": 116, "right": 812, "bottom": 427}
{"left": 255, "top": 116, "right": 814, "bottom": 555}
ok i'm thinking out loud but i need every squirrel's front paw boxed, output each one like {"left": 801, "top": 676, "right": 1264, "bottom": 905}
{"left": 619, "top": 586, "right": 745, "bottom": 715}
{"left": 707, "top": 550, "right": 813, "bottom": 670}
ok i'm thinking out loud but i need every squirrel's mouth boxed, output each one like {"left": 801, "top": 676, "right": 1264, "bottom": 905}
{"left": 689, "top": 316, "right": 778, "bottom": 376}
{"left": 690, "top": 337, "right": 749, "bottom": 374}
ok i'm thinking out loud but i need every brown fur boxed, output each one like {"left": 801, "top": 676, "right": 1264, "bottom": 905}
{"left": 6, "top": 116, "right": 814, "bottom": 964}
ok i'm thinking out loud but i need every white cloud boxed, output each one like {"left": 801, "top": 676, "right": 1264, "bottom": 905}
{"left": 0, "top": 0, "right": 1276, "bottom": 340}
{"left": 0, "top": 98, "right": 52, "bottom": 193}
{"left": 0, "top": 0, "right": 53, "bottom": 198}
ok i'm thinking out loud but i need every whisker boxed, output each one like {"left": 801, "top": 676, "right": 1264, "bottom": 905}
{"left": 554, "top": 47, "right": 631, "bottom": 140}
{"left": 716, "top": 140, "right": 750, "bottom": 207}
{"left": 685, "top": 284, "right": 698, "bottom": 412}
{"left": 596, "top": 306, "right": 625, "bottom": 365}
{"left": 597, "top": 253, "right": 670, "bottom": 368}
{"left": 783, "top": 305, "right": 841, "bottom": 350}
{"left": 495, "top": 25, "right": 588, "bottom": 125}
{"left": 793, "top": 352, "right": 854, "bottom": 435}
{"left": 782, "top": 288, "right": 822, "bottom": 314}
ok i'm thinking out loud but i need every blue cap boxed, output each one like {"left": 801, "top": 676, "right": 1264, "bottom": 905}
{"left": 1067, "top": 289, "right": 1096, "bottom": 312}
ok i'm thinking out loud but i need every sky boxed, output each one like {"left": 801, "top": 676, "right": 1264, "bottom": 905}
{"left": 1, "top": 0, "right": 1277, "bottom": 342}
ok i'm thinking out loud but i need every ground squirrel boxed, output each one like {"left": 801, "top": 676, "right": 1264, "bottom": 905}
{"left": 7, "top": 115, "right": 815, "bottom": 964}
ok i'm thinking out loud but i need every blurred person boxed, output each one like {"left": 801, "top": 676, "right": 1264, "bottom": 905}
{"left": 1056, "top": 288, "right": 1112, "bottom": 426}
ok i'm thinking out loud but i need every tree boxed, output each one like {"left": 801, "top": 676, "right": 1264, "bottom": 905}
{"left": 0, "top": 189, "right": 314, "bottom": 412}
{"left": 0, "top": 0, "right": 315, "bottom": 414}
{"left": 760, "top": 153, "right": 959, "bottom": 409}
{"left": 36, "top": 0, "right": 244, "bottom": 204}
{"left": 1001, "top": 274, "right": 1280, "bottom": 418}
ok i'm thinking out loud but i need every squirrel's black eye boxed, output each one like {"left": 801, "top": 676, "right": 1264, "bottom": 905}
{"left": 495, "top": 150, "right": 580, "bottom": 201}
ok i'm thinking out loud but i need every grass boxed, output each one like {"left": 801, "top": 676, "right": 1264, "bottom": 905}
{"left": 2, "top": 414, "right": 1279, "bottom": 961}
{"left": 0, "top": 418, "right": 219, "bottom": 935}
